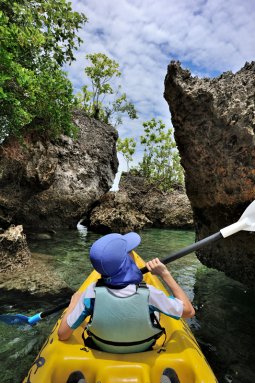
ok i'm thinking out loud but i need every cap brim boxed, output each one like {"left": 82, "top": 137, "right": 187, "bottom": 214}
{"left": 122, "top": 232, "right": 141, "bottom": 252}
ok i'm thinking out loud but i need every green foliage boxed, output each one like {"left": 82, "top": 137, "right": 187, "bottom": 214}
{"left": 116, "top": 118, "right": 184, "bottom": 191}
{"left": 137, "top": 118, "right": 184, "bottom": 190}
{"left": 117, "top": 137, "right": 136, "bottom": 171}
{"left": 105, "top": 88, "right": 138, "bottom": 126}
{"left": 76, "top": 53, "right": 137, "bottom": 126}
{"left": 0, "top": 0, "right": 87, "bottom": 141}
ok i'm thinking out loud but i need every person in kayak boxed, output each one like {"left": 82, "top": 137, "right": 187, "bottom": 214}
{"left": 58, "top": 232, "right": 195, "bottom": 353}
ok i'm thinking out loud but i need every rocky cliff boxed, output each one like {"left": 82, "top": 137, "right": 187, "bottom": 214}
{"left": 87, "top": 173, "right": 193, "bottom": 233}
{"left": 164, "top": 61, "right": 255, "bottom": 288}
{"left": 88, "top": 190, "right": 152, "bottom": 234}
{"left": 0, "top": 111, "right": 118, "bottom": 231}
{"left": 119, "top": 173, "right": 193, "bottom": 229}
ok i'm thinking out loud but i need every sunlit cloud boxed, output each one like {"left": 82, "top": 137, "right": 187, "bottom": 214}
{"left": 66, "top": 0, "right": 255, "bottom": 189}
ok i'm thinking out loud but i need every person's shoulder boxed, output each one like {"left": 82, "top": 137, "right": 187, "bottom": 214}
{"left": 146, "top": 284, "right": 171, "bottom": 300}
{"left": 146, "top": 284, "right": 162, "bottom": 293}
{"left": 81, "top": 281, "right": 96, "bottom": 299}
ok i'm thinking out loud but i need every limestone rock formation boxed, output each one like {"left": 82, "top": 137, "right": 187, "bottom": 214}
{"left": 164, "top": 61, "right": 255, "bottom": 287}
{"left": 87, "top": 173, "right": 193, "bottom": 233}
{"left": 0, "top": 111, "right": 118, "bottom": 231}
{"left": 0, "top": 225, "right": 31, "bottom": 272}
{"left": 119, "top": 173, "right": 193, "bottom": 228}
{"left": 88, "top": 191, "right": 151, "bottom": 234}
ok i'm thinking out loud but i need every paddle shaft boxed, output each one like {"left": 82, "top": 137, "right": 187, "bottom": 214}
{"left": 40, "top": 301, "right": 70, "bottom": 319}
{"left": 140, "top": 231, "right": 223, "bottom": 274}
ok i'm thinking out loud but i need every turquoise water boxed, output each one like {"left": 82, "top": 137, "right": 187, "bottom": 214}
{"left": 0, "top": 228, "right": 254, "bottom": 383}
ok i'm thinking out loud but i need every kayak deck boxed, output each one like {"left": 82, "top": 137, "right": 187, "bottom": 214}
{"left": 23, "top": 252, "right": 218, "bottom": 383}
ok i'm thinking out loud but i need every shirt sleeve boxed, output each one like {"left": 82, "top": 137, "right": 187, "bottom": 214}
{"left": 147, "top": 284, "right": 183, "bottom": 319}
{"left": 67, "top": 282, "right": 96, "bottom": 329}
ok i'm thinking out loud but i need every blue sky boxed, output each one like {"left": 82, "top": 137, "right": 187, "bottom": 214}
{"left": 66, "top": 0, "right": 255, "bottom": 189}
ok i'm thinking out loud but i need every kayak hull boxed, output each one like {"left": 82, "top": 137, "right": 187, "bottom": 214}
{"left": 23, "top": 252, "right": 218, "bottom": 383}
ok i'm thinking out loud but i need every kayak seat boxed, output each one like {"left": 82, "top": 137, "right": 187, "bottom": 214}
{"left": 84, "top": 334, "right": 155, "bottom": 352}
{"left": 160, "top": 368, "right": 180, "bottom": 383}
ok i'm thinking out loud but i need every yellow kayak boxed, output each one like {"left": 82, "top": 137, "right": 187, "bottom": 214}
{"left": 23, "top": 251, "right": 218, "bottom": 383}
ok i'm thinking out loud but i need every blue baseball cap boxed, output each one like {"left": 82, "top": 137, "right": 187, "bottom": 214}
{"left": 89, "top": 232, "right": 143, "bottom": 286}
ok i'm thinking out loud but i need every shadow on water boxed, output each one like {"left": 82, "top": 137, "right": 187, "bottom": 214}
{"left": 0, "top": 227, "right": 254, "bottom": 383}
{"left": 192, "top": 267, "right": 255, "bottom": 383}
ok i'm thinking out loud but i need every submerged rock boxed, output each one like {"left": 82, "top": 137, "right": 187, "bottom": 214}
{"left": 0, "top": 252, "right": 72, "bottom": 297}
{"left": 164, "top": 61, "right": 255, "bottom": 287}
{"left": 0, "top": 226, "right": 71, "bottom": 296}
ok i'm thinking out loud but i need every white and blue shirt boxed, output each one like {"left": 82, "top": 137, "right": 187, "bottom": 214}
{"left": 67, "top": 282, "right": 184, "bottom": 329}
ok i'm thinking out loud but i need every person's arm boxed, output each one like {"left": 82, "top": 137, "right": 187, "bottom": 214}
{"left": 58, "top": 291, "right": 83, "bottom": 341}
{"left": 146, "top": 258, "right": 195, "bottom": 318}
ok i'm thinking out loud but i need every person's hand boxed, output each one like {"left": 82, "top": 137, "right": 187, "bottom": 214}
{"left": 146, "top": 258, "right": 170, "bottom": 278}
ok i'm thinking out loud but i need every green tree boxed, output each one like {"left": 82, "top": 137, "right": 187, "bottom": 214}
{"left": 0, "top": 0, "right": 87, "bottom": 141}
{"left": 105, "top": 88, "right": 137, "bottom": 126}
{"left": 117, "top": 137, "right": 136, "bottom": 171}
{"left": 137, "top": 118, "right": 184, "bottom": 190}
{"left": 77, "top": 53, "right": 137, "bottom": 125}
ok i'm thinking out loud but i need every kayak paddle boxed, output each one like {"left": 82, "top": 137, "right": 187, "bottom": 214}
{"left": 140, "top": 200, "right": 255, "bottom": 273}
{"left": 1, "top": 200, "right": 254, "bottom": 325}
{"left": 0, "top": 301, "right": 70, "bottom": 326}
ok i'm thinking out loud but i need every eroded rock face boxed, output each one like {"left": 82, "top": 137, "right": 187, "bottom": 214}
{"left": 119, "top": 174, "right": 193, "bottom": 228}
{"left": 0, "top": 141, "right": 55, "bottom": 228}
{"left": 88, "top": 191, "right": 151, "bottom": 234}
{"left": 0, "top": 111, "right": 118, "bottom": 230}
{"left": 87, "top": 173, "right": 193, "bottom": 233}
{"left": 164, "top": 61, "right": 255, "bottom": 287}
{"left": 0, "top": 225, "right": 31, "bottom": 272}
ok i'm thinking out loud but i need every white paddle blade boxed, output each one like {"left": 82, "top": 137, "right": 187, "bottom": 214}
{"left": 220, "top": 200, "right": 255, "bottom": 238}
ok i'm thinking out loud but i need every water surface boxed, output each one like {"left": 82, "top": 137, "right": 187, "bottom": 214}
{"left": 0, "top": 228, "right": 254, "bottom": 383}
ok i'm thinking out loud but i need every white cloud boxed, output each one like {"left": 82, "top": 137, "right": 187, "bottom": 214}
{"left": 66, "top": 0, "right": 255, "bottom": 188}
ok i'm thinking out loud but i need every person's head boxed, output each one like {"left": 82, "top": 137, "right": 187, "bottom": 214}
{"left": 89, "top": 232, "right": 142, "bottom": 286}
